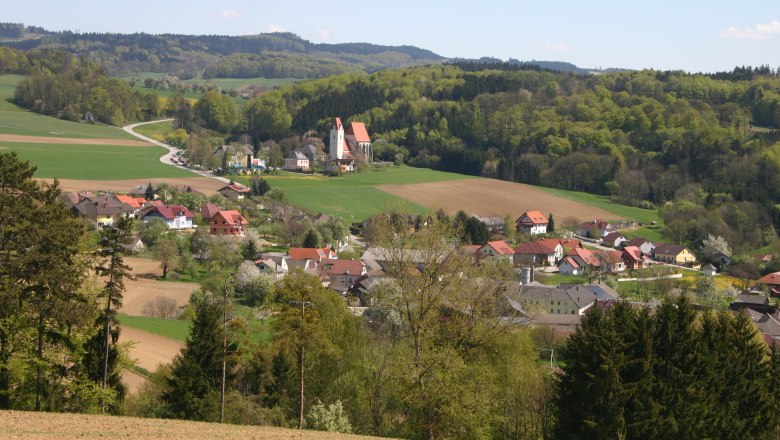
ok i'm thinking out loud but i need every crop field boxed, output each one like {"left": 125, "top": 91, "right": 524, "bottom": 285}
{"left": 0, "top": 410, "right": 383, "bottom": 440}
{"left": 1, "top": 141, "right": 193, "bottom": 179}
{"left": 253, "top": 166, "right": 474, "bottom": 220}
{"left": 119, "top": 315, "right": 192, "bottom": 341}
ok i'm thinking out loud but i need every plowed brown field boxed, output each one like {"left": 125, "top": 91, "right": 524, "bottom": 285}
{"left": 0, "top": 134, "right": 152, "bottom": 146}
{"left": 0, "top": 410, "right": 384, "bottom": 439}
{"left": 119, "top": 326, "right": 184, "bottom": 372}
{"left": 39, "top": 176, "right": 225, "bottom": 195}
{"left": 379, "top": 178, "right": 620, "bottom": 221}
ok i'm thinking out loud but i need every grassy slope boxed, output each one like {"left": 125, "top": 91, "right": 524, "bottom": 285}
{"left": 0, "top": 75, "right": 137, "bottom": 140}
{"left": 2, "top": 141, "right": 193, "bottom": 179}
{"left": 251, "top": 166, "right": 474, "bottom": 220}
{"left": 540, "top": 186, "right": 660, "bottom": 224}
{"left": 118, "top": 315, "right": 191, "bottom": 341}
{"left": 133, "top": 119, "right": 175, "bottom": 142}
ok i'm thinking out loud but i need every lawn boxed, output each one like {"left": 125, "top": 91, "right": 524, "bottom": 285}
{"left": 620, "top": 224, "right": 667, "bottom": 243}
{"left": 0, "top": 75, "right": 138, "bottom": 140}
{"left": 536, "top": 273, "right": 588, "bottom": 286}
{"left": 541, "top": 187, "right": 661, "bottom": 225}
{"left": 1, "top": 141, "right": 194, "bottom": 179}
{"left": 133, "top": 119, "right": 175, "bottom": 142}
{"left": 118, "top": 315, "right": 191, "bottom": 341}
{"left": 245, "top": 166, "right": 474, "bottom": 220}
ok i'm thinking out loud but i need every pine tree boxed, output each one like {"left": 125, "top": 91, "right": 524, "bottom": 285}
{"left": 144, "top": 182, "right": 154, "bottom": 200}
{"left": 163, "top": 292, "right": 233, "bottom": 421}
{"left": 548, "top": 213, "right": 555, "bottom": 233}
{"left": 303, "top": 229, "right": 322, "bottom": 248}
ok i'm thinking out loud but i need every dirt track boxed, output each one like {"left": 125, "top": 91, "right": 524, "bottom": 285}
{"left": 379, "top": 178, "right": 620, "bottom": 222}
{"left": 0, "top": 134, "right": 152, "bottom": 146}
{"left": 0, "top": 410, "right": 383, "bottom": 439}
{"left": 119, "top": 326, "right": 184, "bottom": 372}
{"left": 38, "top": 176, "right": 226, "bottom": 195}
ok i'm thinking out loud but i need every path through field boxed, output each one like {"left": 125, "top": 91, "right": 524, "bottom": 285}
{"left": 379, "top": 178, "right": 621, "bottom": 221}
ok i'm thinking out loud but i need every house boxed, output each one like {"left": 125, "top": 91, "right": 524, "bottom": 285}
{"left": 625, "top": 238, "right": 656, "bottom": 256}
{"left": 598, "top": 250, "right": 626, "bottom": 273}
{"left": 214, "top": 144, "right": 254, "bottom": 170}
{"left": 114, "top": 195, "right": 148, "bottom": 216}
{"left": 577, "top": 219, "right": 616, "bottom": 238}
{"left": 652, "top": 243, "right": 698, "bottom": 266}
{"left": 478, "top": 240, "right": 515, "bottom": 259}
{"left": 559, "top": 257, "right": 583, "bottom": 276}
{"left": 729, "top": 294, "right": 775, "bottom": 315}
{"left": 284, "top": 150, "right": 310, "bottom": 171}
{"left": 320, "top": 259, "right": 367, "bottom": 292}
{"left": 325, "top": 117, "right": 373, "bottom": 173}
{"left": 601, "top": 232, "right": 628, "bottom": 248}
{"left": 59, "top": 191, "right": 94, "bottom": 209}
{"left": 622, "top": 246, "right": 646, "bottom": 270}
{"left": 218, "top": 184, "right": 251, "bottom": 201}
{"left": 514, "top": 241, "right": 556, "bottom": 265}
{"left": 743, "top": 308, "right": 780, "bottom": 346}
{"left": 534, "top": 238, "right": 582, "bottom": 263}
{"left": 713, "top": 252, "right": 733, "bottom": 268}
{"left": 138, "top": 204, "right": 194, "bottom": 230}
{"left": 566, "top": 247, "right": 601, "bottom": 270}
{"left": 477, "top": 216, "right": 506, "bottom": 234}
{"left": 70, "top": 197, "right": 128, "bottom": 228}
{"left": 515, "top": 210, "right": 548, "bottom": 235}
{"left": 301, "top": 143, "right": 326, "bottom": 164}
{"left": 210, "top": 210, "right": 249, "bottom": 236}
{"left": 513, "top": 284, "right": 595, "bottom": 316}
{"left": 702, "top": 263, "right": 717, "bottom": 276}
{"left": 288, "top": 247, "right": 338, "bottom": 265}
{"left": 756, "top": 272, "right": 780, "bottom": 297}
{"left": 200, "top": 203, "right": 221, "bottom": 222}
{"left": 255, "top": 257, "right": 289, "bottom": 279}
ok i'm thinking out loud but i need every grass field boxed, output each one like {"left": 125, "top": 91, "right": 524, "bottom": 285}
{"left": 133, "top": 119, "right": 175, "bottom": 142}
{"left": 540, "top": 187, "right": 661, "bottom": 225}
{"left": 247, "top": 166, "right": 474, "bottom": 220}
{"left": 118, "top": 315, "right": 191, "bottom": 341}
{"left": 0, "top": 75, "right": 137, "bottom": 140}
{"left": 1, "top": 141, "right": 194, "bottom": 179}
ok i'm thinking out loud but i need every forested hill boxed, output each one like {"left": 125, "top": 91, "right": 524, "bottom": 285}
{"left": 246, "top": 64, "right": 780, "bottom": 251}
{"left": 0, "top": 23, "right": 445, "bottom": 79}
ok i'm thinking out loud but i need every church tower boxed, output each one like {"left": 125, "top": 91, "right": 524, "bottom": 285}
{"left": 329, "top": 117, "right": 344, "bottom": 160}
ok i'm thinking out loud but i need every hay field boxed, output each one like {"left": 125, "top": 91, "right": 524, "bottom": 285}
{"left": 379, "top": 178, "right": 621, "bottom": 221}
{"left": 0, "top": 410, "right": 382, "bottom": 440}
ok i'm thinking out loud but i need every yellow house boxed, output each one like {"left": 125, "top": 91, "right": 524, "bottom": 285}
{"left": 652, "top": 243, "right": 698, "bottom": 266}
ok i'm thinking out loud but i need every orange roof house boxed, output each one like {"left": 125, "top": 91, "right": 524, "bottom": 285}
{"left": 515, "top": 210, "right": 548, "bottom": 235}
{"left": 209, "top": 210, "right": 249, "bottom": 236}
{"left": 478, "top": 240, "right": 515, "bottom": 258}
{"left": 757, "top": 272, "right": 780, "bottom": 296}
{"left": 288, "top": 247, "right": 338, "bottom": 265}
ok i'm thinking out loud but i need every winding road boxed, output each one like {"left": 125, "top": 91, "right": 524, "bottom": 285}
{"left": 122, "top": 119, "right": 232, "bottom": 185}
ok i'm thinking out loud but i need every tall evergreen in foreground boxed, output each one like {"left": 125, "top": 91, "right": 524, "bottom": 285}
{"left": 555, "top": 296, "right": 779, "bottom": 439}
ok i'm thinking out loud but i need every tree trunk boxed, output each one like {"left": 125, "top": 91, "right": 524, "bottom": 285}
{"left": 162, "top": 263, "right": 168, "bottom": 279}
{"left": 35, "top": 311, "right": 44, "bottom": 411}
{"left": 0, "top": 333, "right": 10, "bottom": 409}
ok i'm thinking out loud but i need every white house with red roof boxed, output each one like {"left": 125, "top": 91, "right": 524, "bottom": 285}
{"left": 325, "top": 117, "right": 373, "bottom": 173}
{"left": 139, "top": 204, "right": 194, "bottom": 229}
{"left": 757, "top": 272, "right": 780, "bottom": 297}
{"left": 515, "top": 210, "right": 548, "bottom": 235}
{"left": 478, "top": 240, "right": 515, "bottom": 259}
{"left": 209, "top": 210, "right": 249, "bottom": 236}
{"left": 320, "top": 259, "right": 367, "bottom": 292}
{"left": 514, "top": 241, "right": 557, "bottom": 265}
{"left": 287, "top": 247, "right": 338, "bottom": 267}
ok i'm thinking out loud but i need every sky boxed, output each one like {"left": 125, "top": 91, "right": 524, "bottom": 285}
{"left": 5, "top": 0, "right": 780, "bottom": 73}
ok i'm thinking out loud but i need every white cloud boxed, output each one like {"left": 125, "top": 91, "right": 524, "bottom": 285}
{"left": 537, "top": 42, "right": 570, "bottom": 53}
{"left": 318, "top": 29, "right": 332, "bottom": 41}
{"left": 267, "top": 24, "right": 287, "bottom": 33}
{"left": 720, "top": 20, "right": 780, "bottom": 40}
{"left": 217, "top": 9, "right": 243, "bottom": 19}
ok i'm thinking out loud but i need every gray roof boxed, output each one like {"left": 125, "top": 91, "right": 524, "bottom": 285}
{"left": 516, "top": 284, "right": 594, "bottom": 310}
{"left": 734, "top": 294, "right": 769, "bottom": 305}
{"left": 288, "top": 150, "right": 309, "bottom": 160}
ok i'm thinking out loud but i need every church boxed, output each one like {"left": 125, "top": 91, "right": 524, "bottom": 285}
{"left": 325, "top": 117, "right": 373, "bottom": 173}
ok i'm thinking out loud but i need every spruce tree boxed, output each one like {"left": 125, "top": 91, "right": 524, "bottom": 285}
{"left": 548, "top": 213, "right": 555, "bottom": 233}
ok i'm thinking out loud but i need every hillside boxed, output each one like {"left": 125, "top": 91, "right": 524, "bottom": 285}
{"left": 0, "top": 410, "right": 383, "bottom": 439}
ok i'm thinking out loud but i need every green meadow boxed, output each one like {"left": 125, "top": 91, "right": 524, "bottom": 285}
{"left": 118, "top": 315, "right": 192, "bottom": 341}
{"left": 1, "top": 141, "right": 193, "bottom": 180}
{"left": 133, "top": 119, "right": 175, "bottom": 142}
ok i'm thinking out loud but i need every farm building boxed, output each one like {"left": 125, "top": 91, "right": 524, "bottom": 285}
{"left": 284, "top": 150, "right": 310, "bottom": 171}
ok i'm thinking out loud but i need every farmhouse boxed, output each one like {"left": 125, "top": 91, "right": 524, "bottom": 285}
{"left": 214, "top": 144, "right": 254, "bottom": 171}
{"left": 625, "top": 238, "right": 656, "bottom": 256}
{"left": 138, "top": 204, "right": 194, "bottom": 230}
{"left": 601, "top": 232, "right": 627, "bottom": 248}
{"left": 514, "top": 241, "right": 556, "bottom": 265}
{"left": 559, "top": 257, "right": 583, "bottom": 276}
{"left": 515, "top": 210, "right": 548, "bottom": 235}
{"left": 255, "top": 257, "right": 289, "bottom": 279}
{"left": 288, "top": 247, "right": 338, "bottom": 267}
{"left": 284, "top": 150, "right": 310, "bottom": 171}
{"left": 577, "top": 219, "right": 616, "bottom": 238}
{"left": 321, "top": 259, "right": 367, "bottom": 292}
{"left": 301, "top": 143, "right": 326, "bottom": 164}
{"left": 209, "top": 210, "right": 249, "bottom": 236}
{"left": 218, "top": 183, "right": 251, "bottom": 201}
{"left": 756, "top": 272, "right": 780, "bottom": 296}
{"left": 325, "top": 117, "right": 373, "bottom": 173}
{"left": 652, "top": 243, "right": 697, "bottom": 266}
{"left": 622, "top": 246, "right": 646, "bottom": 270}
{"left": 70, "top": 197, "right": 127, "bottom": 228}
{"left": 478, "top": 240, "right": 515, "bottom": 259}
{"left": 114, "top": 195, "right": 148, "bottom": 216}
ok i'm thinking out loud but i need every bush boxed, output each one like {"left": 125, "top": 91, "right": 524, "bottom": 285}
{"left": 305, "top": 399, "right": 352, "bottom": 433}
{"left": 142, "top": 296, "right": 178, "bottom": 318}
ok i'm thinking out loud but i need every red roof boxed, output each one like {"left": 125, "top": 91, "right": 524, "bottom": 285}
{"left": 219, "top": 184, "right": 250, "bottom": 194}
{"left": 334, "top": 117, "right": 343, "bottom": 130}
{"left": 568, "top": 247, "right": 600, "bottom": 266}
{"left": 288, "top": 247, "right": 336, "bottom": 263}
{"left": 601, "top": 250, "right": 624, "bottom": 264}
{"left": 514, "top": 241, "right": 556, "bottom": 255}
{"left": 115, "top": 195, "right": 147, "bottom": 209}
{"left": 213, "top": 210, "right": 248, "bottom": 226}
{"left": 482, "top": 240, "right": 515, "bottom": 256}
{"left": 200, "top": 203, "right": 221, "bottom": 220}
{"left": 517, "top": 210, "right": 548, "bottom": 225}
{"left": 345, "top": 122, "right": 371, "bottom": 143}
{"left": 562, "top": 256, "right": 580, "bottom": 268}
{"left": 622, "top": 246, "right": 642, "bottom": 262}
{"left": 322, "top": 259, "right": 365, "bottom": 276}
{"left": 143, "top": 204, "right": 193, "bottom": 220}
{"left": 757, "top": 272, "right": 780, "bottom": 287}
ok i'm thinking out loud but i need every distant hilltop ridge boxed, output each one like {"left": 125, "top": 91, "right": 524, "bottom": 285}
{"left": 0, "top": 22, "right": 614, "bottom": 78}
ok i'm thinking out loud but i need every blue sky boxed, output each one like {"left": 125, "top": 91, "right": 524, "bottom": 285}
{"left": 6, "top": 0, "right": 779, "bottom": 72}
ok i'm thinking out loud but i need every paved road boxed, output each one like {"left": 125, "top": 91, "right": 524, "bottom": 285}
{"left": 122, "top": 119, "right": 232, "bottom": 185}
